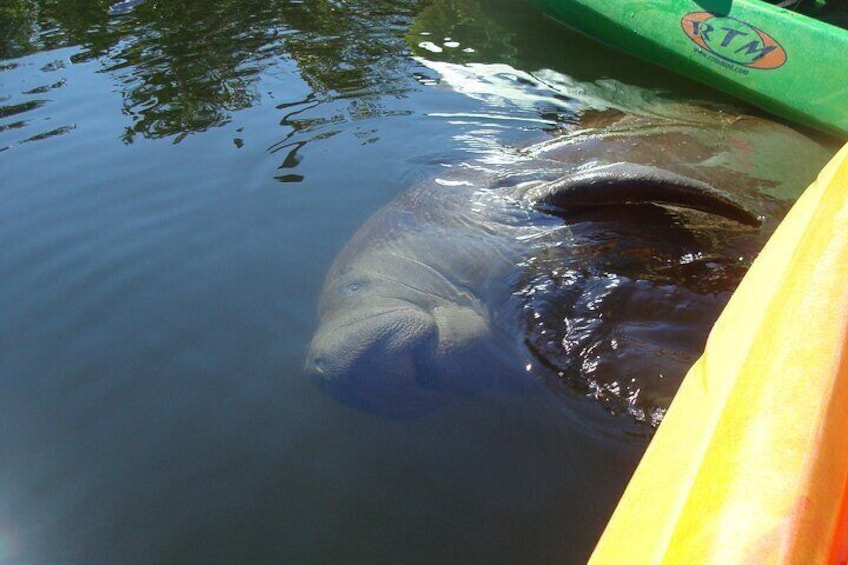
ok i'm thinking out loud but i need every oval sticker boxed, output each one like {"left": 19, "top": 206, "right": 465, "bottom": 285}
{"left": 681, "top": 12, "right": 787, "bottom": 70}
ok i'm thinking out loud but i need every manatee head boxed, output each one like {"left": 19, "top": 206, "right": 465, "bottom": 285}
{"left": 305, "top": 241, "right": 498, "bottom": 418}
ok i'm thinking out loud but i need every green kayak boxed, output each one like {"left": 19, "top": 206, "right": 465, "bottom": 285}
{"left": 528, "top": 0, "right": 848, "bottom": 137}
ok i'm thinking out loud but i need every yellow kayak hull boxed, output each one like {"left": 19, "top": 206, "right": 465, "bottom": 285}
{"left": 590, "top": 141, "right": 848, "bottom": 563}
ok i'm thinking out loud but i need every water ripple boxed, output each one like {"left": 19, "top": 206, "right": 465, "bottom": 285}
{"left": 0, "top": 49, "right": 78, "bottom": 152}
{"left": 0, "top": 99, "right": 49, "bottom": 119}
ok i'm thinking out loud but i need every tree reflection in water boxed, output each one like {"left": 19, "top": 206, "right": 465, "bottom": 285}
{"left": 0, "top": 0, "right": 432, "bottom": 147}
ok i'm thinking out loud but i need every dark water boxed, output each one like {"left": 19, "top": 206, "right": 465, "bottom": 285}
{"left": 0, "top": 1, "right": 825, "bottom": 563}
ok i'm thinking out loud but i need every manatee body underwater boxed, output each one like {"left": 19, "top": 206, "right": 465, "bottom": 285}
{"left": 306, "top": 107, "right": 833, "bottom": 435}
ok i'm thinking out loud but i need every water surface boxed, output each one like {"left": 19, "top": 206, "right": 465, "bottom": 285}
{"left": 0, "top": 1, "right": 820, "bottom": 563}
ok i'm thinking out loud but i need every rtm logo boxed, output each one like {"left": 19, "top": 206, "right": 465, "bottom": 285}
{"left": 681, "top": 12, "right": 787, "bottom": 69}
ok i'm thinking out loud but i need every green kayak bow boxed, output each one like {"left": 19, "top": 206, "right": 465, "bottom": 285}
{"left": 529, "top": 0, "right": 848, "bottom": 137}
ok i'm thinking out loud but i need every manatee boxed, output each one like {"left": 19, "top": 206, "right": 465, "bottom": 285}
{"left": 306, "top": 107, "right": 833, "bottom": 432}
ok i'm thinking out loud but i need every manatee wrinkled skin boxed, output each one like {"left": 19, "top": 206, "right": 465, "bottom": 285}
{"left": 306, "top": 108, "right": 833, "bottom": 431}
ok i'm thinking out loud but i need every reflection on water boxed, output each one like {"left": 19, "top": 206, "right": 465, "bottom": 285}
{"left": 0, "top": 0, "right": 836, "bottom": 563}
{"left": 1, "top": 0, "right": 426, "bottom": 153}
{"left": 107, "top": 0, "right": 148, "bottom": 17}
{"left": 408, "top": 0, "right": 519, "bottom": 63}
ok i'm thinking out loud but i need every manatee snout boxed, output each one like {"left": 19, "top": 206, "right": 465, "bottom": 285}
{"left": 306, "top": 297, "right": 496, "bottom": 418}
{"left": 306, "top": 304, "right": 450, "bottom": 417}
{"left": 307, "top": 305, "right": 437, "bottom": 381}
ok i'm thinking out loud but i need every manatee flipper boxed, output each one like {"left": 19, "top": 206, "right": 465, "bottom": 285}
{"left": 524, "top": 162, "right": 762, "bottom": 227}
